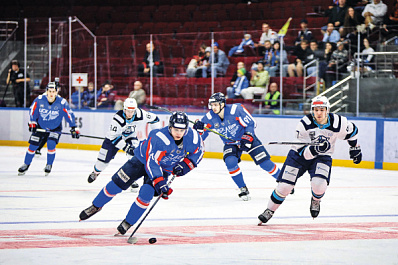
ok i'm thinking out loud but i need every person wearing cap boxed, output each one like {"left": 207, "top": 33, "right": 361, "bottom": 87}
{"left": 204, "top": 42, "right": 230, "bottom": 78}
{"left": 295, "top": 19, "right": 313, "bottom": 46}
{"left": 226, "top": 68, "right": 249, "bottom": 99}
{"left": 6, "top": 60, "right": 31, "bottom": 107}
{"left": 229, "top": 62, "right": 251, "bottom": 86}
{"left": 228, "top": 33, "right": 255, "bottom": 57}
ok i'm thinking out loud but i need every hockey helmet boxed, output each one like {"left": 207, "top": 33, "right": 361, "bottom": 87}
{"left": 311, "top": 95, "right": 330, "bottom": 114}
{"left": 208, "top": 92, "right": 226, "bottom": 109}
{"left": 169, "top": 111, "right": 189, "bottom": 130}
{"left": 46, "top": 82, "right": 58, "bottom": 91}
{"left": 124, "top": 98, "right": 137, "bottom": 111}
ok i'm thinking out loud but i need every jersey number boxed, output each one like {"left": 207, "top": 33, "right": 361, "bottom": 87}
{"left": 110, "top": 125, "right": 117, "bottom": 132}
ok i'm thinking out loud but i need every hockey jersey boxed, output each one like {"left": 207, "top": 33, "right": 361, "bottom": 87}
{"left": 29, "top": 95, "right": 76, "bottom": 130}
{"left": 294, "top": 113, "right": 359, "bottom": 160}
{"left": 199, "top": 104, "right": 256, "bottom": 144}
{"left": 134, "top": 126, "right": 204, "bottom": 180}
{"left": 106, "top": 108, "right": 160, "bottom": 150}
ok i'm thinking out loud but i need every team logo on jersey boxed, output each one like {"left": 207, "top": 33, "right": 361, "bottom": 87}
{"left": 39, "top": 109, "right": 60, "bottom": 121}
{"left": 40, "top": 104, "right": 44, "bottom": 108}
{"left": 214, "top": 123, "right": 220, "bottom": 129}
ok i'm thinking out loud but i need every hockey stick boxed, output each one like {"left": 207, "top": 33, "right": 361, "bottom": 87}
{"left": 144, "top": 104, "right": 236, "bottom": 142}
{"left": 36, "top": 128, "right": 105, "bottom": 140}
{"left": 127, "top": 174, "right": 177, "bottom": 244}
{"left": 267, "top": 141, "right": 321, "bottom": 146}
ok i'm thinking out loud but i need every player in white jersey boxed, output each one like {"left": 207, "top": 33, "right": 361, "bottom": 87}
{"left": 87, "top": 98, "right": 160, "bottom": 185}
{"left": 258, "top": 96, "right": 362, "bottom": 224}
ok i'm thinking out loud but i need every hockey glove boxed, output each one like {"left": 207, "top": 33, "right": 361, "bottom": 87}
{"left": 28, "top": 121, "right": 37, "bottom": 133}
{"left": 173, "top": 158, "right": 196, "bottom": 176}
{"left": 70, "top": 127, "right": 80, "bottom": 139}
{"left": 153, "top": 176, "right": 173, "bottom": 200}
{"left": 193, "top": 120, "right": 205, "bottom": 134}
{"left": 123, "top": 144, "right": 135, "bottom": 156}
{"left": 349, "top": 146, "right": 362, "bottom": 164}
{"left": 240, "top": 132, "right": 254, "bottom": 152}
{"left": 309, "top": 137, "right": 331, "bottom": 156}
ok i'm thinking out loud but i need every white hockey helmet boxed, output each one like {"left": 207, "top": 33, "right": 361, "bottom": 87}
{"left": 311, "top": 96, "right": 330, "bottom": 114}
{"left": 124, "top": 98, "right": 137, "bottom": 111}
{"left": 46, "top": 82, "right": 58, "bottom": 91}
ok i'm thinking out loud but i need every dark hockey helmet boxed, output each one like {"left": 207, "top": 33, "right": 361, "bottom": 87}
{"left": 208, "top": 92, "right": 226, "bottom": 109}
{"left": 169, "top": 111, "right": 189, "bottom": 131}
{"left": 46, "top": 82, "right": 58, "bottom": 91}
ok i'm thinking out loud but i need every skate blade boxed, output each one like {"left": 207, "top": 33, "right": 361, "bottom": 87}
{"left": 114, "top": 232, "right": 127, "bottom": 237}
{"left": 258, "top": 221, "right": 264, "bottom": 226}
{"left": 127, "top": 236, "right": 138, "bottom": 244}
{"left": 18, "top": 172, "right": 26, "bottom": 176}
{"left": 45, "top": 172, "right": 50, "bottom": 176}
{"left": 130, "top": 187, "right": 139, "bottom": 193}
{"left": 240, "top": 195, "right": 251, "bottom": 201}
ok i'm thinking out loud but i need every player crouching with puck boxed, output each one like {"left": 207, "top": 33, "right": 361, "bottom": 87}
{"left": 258, "top": 96, "right": 362, "bottom": 224}
{"left": 79, "top": 112, "right": 204, "bottom": 235}
{"left": 18, "top": 82, "right": 80, "bottom": 176}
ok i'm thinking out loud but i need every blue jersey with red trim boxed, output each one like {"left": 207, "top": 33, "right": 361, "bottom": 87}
{"left": 199, "top": 104, "right": 256, "bottom": 144}
{"left": 134, "top": 126, "right": 204, "bottom": 180}
{"left": 29, "top": 95, "right": 76, "bottom": 130}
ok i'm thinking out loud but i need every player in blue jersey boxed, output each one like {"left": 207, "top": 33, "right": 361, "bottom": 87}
{"left": 17, "top": 82, "right": 80, "bottom": 176}
{"left": 193, "top": 92, "right": 281, "bottom": 201}
{"left": 87, "top": 98, "right": 161, "bottom": 187}
{"left": 258, "top": 96, "right": 362, "bottom": 224}
{"left": 79, "top": 111, "right": 204, "bottom": 235}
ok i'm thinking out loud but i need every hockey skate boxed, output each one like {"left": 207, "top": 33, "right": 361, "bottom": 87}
{"left": 44, "top": 164, "right": 52, "bottom": 176}
{"left": 79, "top": 204, "right": 102, "bottom": 221}
{"left": 130, "top": 181, "right": 139, "bottom": 192}
{"left": 238, "top": 186, "right": 251, "bottom": 201}
{"left": 258, "top": 209, "right": 274, "bottom": 225}
{"left": 310, "top": 197, "right": 321, "bottom": 218}
{"left": 18, "top": 164, "right": 30, "bottom": 176}
{"left": 87, "top": 171, "right": 100, "bottom": 183}
{"left": 116, "top": 219, "right": 132, "bottom": 235}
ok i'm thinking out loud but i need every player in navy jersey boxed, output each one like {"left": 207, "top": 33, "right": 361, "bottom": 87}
{"left": 87, "top": 98, "right": 160, "bottom": 187}
{"left": 79, "top": 111, "right": 204, "bottom": 235}
{"left": 17, "top": 82, "right": 80, "bottom": 176}
{"left": 193, "top": 92, "right": 281, "bottom": 201}
{"left": 258, "top": 96, "right": 362, "bottom": 224}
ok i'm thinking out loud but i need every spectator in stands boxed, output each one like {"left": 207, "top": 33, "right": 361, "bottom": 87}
{"left": 241, "top": 62, "right": 270, "bottom": 100}
{"left": 341, "top": 7, "right": 361, "bottom": 38}
{"left": 97, "top": 82, "right": 117, "bottom": 109}
{"left": 187, "top": 44, "right": 208, "bottom": 78}
{"left": 114, "top": 81, "right": 147, "bottom": 110}
{"left": 306, "top": 40, "right": 328, "bottom": 79}
{"left": 252, "top": 40, "right": 273, "bottom": 71}
{"left": 196, "top": 47, "right": 211, "bottom": 78}
{"left": 71, "top": 86, "right": 86, "bottom": 109}
{"left": 361, "top": 0, "right": 388, "bottom": 30}
{"left": 323, "top": 0, "right": 348, "bottom": 34}
{"left": 287, "top": 40, "right": 312, "bottom": 77}
{"left": 137, "top": 43, "right": 163, "bottom": 77}
{"left": 325, "top": 41, "right": 349, "bottom": 87}
{"left": 256, "top": 23, "right": 278, "bottom": 56}
{"left": 83, "top": 82, "right": 96, "bottom": 108}
{"left": 229, "top": 61, "right": 251, "bottom": 86}
{"left": 360, "top": 37, "right": 375, "bottom": 71}
{"left": 381, "top": 0, "right": 398, "bottom": 37}
{"left": 204, "top": 42, "right": 230, "bottom": 78}
{"left": 226, "top": 68, "right": 249, "bottom": 99}
{"left": 228, "top": 33, "right": 255, "bottom": 57}
{"left": 271, "top": 41, "right": 290, "bottom": 77}
{"left": 322, "top": 23, "right": 341, "bottom": 46}
{"left": 295, "top": 19, "right": 313, "bottom": 45}
{"left": 6, "top": 60, "right": 31, "bottom": 107}
{"left": 264, "top": 82, "right": 280, "bottom": 115}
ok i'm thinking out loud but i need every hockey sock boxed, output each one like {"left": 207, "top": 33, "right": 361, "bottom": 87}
{"left": 94, "top": 160, "right": 108, "bottom": 172}
{"left": 24, "top": 145, "right": 38, "bottom": 165}
{"left": 125, "top": 184, "right": 154, "bottom": 225}
{"left": 267, "top": 189, "right": 286, "bottom": 212}
{"left": 46, "top": 139, "right": 57, "bottom": 165}
{"left": 225, "top": 156, "right": 246, "bottom": 188}
{"left": 311, "top": 177, "right": 327, "bottom": 200}
{"left": 92, "top": 180, "right": 122, "bottom": 208}
{"left": 259, "top": 159, "right": 280, "bottom": 179}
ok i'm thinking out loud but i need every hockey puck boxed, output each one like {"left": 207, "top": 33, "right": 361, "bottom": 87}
{"left": 149, "top": 238, "right": 157, "bottom": 244}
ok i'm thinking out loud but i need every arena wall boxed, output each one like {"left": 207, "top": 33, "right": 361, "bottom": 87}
{"left": 0, "top": 108, "right": 397, "bottom": 170}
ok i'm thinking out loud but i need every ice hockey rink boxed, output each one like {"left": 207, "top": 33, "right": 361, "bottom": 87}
{"left": 0, "top": 146, "right": 397, "bottom": 265}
